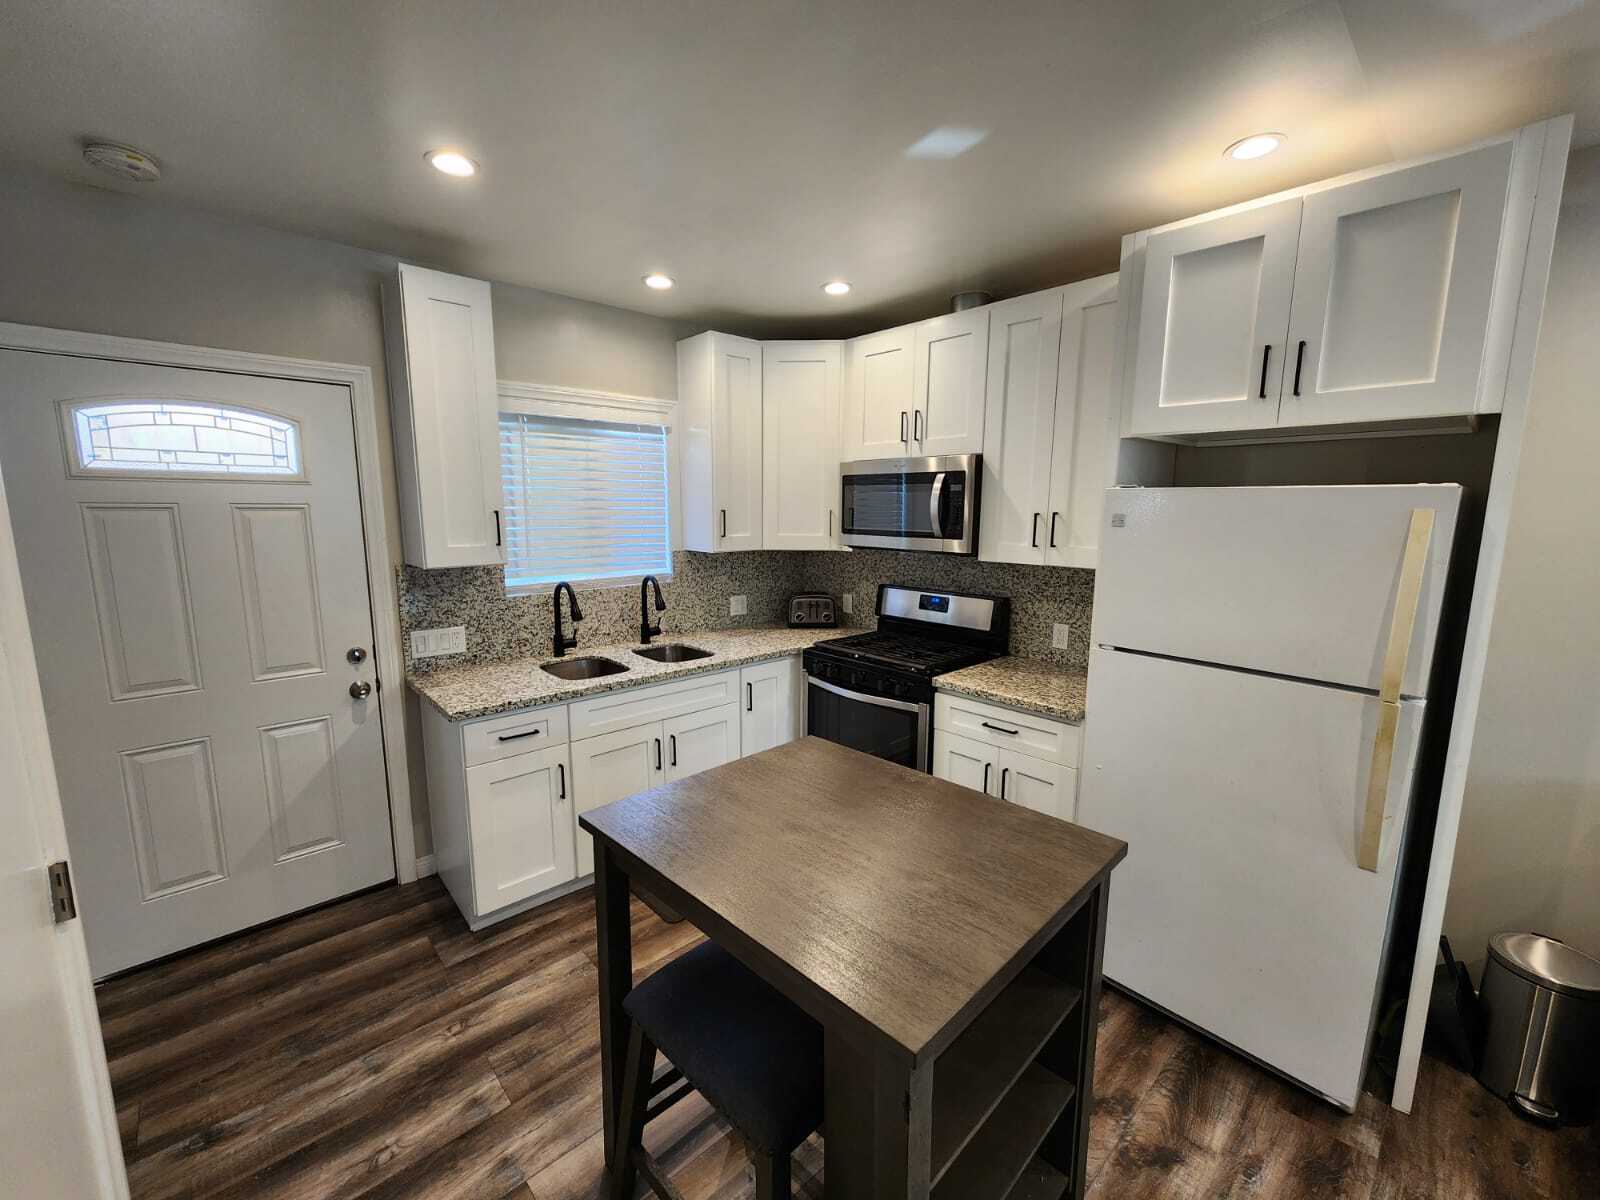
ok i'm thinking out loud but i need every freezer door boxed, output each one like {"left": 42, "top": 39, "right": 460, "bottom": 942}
{"left": 1092, "top": 485, "right": 1460, "bottom": 696}
{"left": 1078, "top": 647, "right": 1424, "bottom": 1110}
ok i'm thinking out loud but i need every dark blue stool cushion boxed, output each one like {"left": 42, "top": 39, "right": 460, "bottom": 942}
{"left": 624, "top": 940, "right": 823, "bottom": 1154}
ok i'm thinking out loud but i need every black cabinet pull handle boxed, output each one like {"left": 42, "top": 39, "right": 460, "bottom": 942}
{"left": 557, "top": 762, "right": 566, "bottom": 800}
{"left": 900, "top": 411, "right": 908, "bottom": 442}
{"left": 1293, "top": 340, "right": 1307, "bottom": 396}
{"left": 1030, "top": 513, "right": 1040, "bottom": 547}
{"left": 981, "top": 721, "right": 1019, "bottom": 735}
{"left": 746, "top": 682, "right": 754, "bottom": 712}
{"left": 1049, "top": 512, "right": 1059, "bottom": 548}
{"left": 1258, "top": 345, "right": 1272, "bottom": 399}
{"left": 913, "top": 410, "right": 923, "bottom": 442}
{"left": 982, "top": 761, "right": 991, "bottom": 794}
{"left": 720, "top": 509, "right": 727, "bottom": 539}
{"left": 1000, "top": 767, "right": 1010, "bottom": 799}
{"left": 493, "top": 509, "right": 502, "bottom": 546}
{"left": 496, "top": 728, "right": 542, "bottom": 743}
{"left": 669, "top": 735, "right": 677, "bottom": 767}
{"left": 654, "top": 738, "right": 662, "bottom": 770}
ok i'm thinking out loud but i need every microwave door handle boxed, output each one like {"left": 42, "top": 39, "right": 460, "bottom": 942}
{"left": 928, "top": 472, "right": 946, "bottom": 538}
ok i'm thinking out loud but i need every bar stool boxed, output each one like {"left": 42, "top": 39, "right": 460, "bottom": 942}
{"left": 609, "top": 940, "right": 823, "bottom": 1199}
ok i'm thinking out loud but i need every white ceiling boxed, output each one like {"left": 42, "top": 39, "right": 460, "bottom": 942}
{"left": 3, "top": 1, "right": 1598, "bottom": 336}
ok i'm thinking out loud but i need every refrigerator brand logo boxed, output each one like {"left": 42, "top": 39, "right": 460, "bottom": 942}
{"left": 1110, "top": 513, "right": 1126, "bottom": 527}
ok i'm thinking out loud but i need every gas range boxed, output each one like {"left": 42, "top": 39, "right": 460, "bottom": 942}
{"left": 802, "top": 584, "right": 1011, "bottom": 771}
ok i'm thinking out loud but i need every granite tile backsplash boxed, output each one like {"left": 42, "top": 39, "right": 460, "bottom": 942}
{"left": 399, "top": 547, "right": 1095, "bottom": 672}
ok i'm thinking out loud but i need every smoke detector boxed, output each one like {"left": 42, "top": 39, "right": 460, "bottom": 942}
{"left": 82, "top": 142, "right": 162, "bottom": 183}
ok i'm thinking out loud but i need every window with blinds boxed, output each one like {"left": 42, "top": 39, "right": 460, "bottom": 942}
{"left": 499, "top": 412, "right": 672, "bottom": 590}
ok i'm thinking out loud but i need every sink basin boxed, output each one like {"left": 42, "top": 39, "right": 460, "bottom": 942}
{"left": 633, "top": 643, "right": 714, "bottom": 664}
{"left": 541, "top": 656, "right": 630, "bottom": 680}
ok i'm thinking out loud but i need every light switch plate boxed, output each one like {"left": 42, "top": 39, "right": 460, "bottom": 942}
{"left": 841, "top": 592, "right": 853, "bottom": 614}
{"left": 1052, "top": 623, "right": 1072, "bottom": 650}
{"left": 412, "top": 626, "right": 467, "bottom": 658}
{"left": 729, "top": 594, "right": 748, "bottom": 617}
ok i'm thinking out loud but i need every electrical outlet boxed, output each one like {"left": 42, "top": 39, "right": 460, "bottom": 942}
{"left": 1052, "top": 622, "right": 1072, "bottom": 651}
{"left": 729, "top": 594, "right": 748, "bottom": 617}
{"left": 841, "top": 592, "right": 853, "bottom": 615}
{"left": 411, "top": 626, "right": 467, "bottom": 658}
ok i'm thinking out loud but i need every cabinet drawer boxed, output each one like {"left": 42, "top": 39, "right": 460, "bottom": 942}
{"left": 462, "top": 704, "right": 570, "bottom": 767}
{"left": 570, "top": 669, "right": 739, "bottom": 741}
{"left": 934, "top": 692, "right": 1080, "bottom": 767}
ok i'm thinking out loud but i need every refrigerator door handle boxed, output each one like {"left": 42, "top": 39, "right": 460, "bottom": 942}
{"left": 1358, "top": 508, "right": 1435, "bottom": 872}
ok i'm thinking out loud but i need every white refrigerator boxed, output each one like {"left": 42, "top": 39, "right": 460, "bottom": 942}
{"left": 1079, "top": 484, "right": 1461, "bottom": 1111}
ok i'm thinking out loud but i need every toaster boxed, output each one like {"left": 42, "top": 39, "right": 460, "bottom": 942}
{"left": 788, "top": 593, "right": 837, "bottom": 628}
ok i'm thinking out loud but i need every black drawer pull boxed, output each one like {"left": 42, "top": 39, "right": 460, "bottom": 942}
{"left": 981, "top": 721, "right": 1019, "bottom": 736}
{"left": 496, "top": 728, "right": 543, "bottom": 743}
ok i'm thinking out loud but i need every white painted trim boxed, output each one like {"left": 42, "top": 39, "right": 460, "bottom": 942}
{"left": 415, "top": 854, "right": 437, "bottom": 879}
{"left": 0, "top": 321, "right": 418, "bottom": 888}
{"left": 1389, "top": 114, "right": 1575, "bottom": 1113}
{"left": 0, "top": 445, "right": 130, "bottom": 1197}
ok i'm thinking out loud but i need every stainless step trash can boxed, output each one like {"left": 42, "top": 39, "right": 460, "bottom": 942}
{"left": 1475, "top": 932, "right": 1600, "bottom": 1124}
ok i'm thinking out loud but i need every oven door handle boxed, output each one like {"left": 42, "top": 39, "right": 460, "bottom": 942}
{"left": 806, "top": 675, "right": 924, "bottom": 713}
{"left": 928, "top": 472, "right": 947, "bottom": 539}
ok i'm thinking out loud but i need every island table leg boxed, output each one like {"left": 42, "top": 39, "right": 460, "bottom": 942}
{"left": 824, "top": 1029, "right": 932, "bottom": 1199}
{"left": 593, "top": 842, "right": 633, "bottom": 1168}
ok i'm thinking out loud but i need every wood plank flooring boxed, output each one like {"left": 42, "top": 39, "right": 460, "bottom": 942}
{"left": 98, "top": 876, "right": 1599, "bottom": 1200}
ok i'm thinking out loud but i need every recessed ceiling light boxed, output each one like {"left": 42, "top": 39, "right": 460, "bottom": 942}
{"left": 643, "top": 273, "right": 674, "bottom": 290}
{"left": 822, "top": 281, "right": 851, "bottom": 297}
{"left": 905, "top": 126, "right": 989, "bottom": 159}
{"left": 1225, "top": 133, "right": 1284, "bottom": 161}
{"left": 426, "top": 149, "right": 478, "bottom": 177}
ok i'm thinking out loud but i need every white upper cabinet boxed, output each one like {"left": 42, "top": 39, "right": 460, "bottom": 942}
{"left": 763, "top": 342, "right": 842, "bottom": 550}
{"left": 1130, "top": 199, "right": 1302, "bottom": 437}
{"left": 383, "top": 263, "right": 506, "bottom": 568}
{"left": 842, "top": 325, "right": 916, "bottom": 461}
{"left": 679, "top": 332, "right": 763, "bottom": 552}
{"left": 1281, "top": 141, "right": 1513, "bottom": 427}
{"left": 980, "top": 275, "right": 1121, "bottom": 569}
{"left": 913, "top": 309, "right": 990, "bottom": 455}
{"left": 979, "top": 291, "right": 1064, "bottom": 565}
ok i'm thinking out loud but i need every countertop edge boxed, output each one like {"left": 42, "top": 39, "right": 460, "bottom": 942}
{"left": 932, "top": 678, "right": 1086, "bottom": 726}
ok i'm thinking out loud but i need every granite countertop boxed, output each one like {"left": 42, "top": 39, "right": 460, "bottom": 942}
{"left": 934, "top": 657, "right": 1088, "bottom": 725}
{"left": 408, "top": 626, "right": 838, "bottom": 721}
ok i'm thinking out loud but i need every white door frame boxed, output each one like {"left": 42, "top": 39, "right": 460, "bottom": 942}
{"left": 0, "top": 321, "right": 418, "bottom": 887}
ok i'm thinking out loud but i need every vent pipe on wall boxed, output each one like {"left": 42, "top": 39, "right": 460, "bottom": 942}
{"left": 950, "top": 291, "right": 992, "bottom": 312}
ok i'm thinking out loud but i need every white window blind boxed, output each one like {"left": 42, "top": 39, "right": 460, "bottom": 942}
{"left": 499, "top": 412, "right": 671, "bottom": 589}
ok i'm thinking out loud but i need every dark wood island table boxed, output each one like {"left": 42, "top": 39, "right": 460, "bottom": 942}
{"left": 580, "top": 736, "right": 1127, "bottom": 1200}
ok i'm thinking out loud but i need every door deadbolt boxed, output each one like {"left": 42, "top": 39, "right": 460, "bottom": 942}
{"left": 347, "top": 647, "right": 368, "bottom": 664}
{"left": 349, "top": 681, "right": 373, "bottom": 699}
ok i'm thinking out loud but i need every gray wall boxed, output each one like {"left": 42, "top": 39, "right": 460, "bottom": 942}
{"left": 1442, "top": 147, "right": 1600, "bottom": 972}
{"left": 0, "top": 170, "right": 691, "bottom": 860}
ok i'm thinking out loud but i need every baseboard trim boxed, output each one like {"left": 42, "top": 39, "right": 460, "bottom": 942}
{"left": 415, "top": 854, "right": 437, "bottom": 879}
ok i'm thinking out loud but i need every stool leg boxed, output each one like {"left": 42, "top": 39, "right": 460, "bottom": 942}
{"left": 608, "top": 1020, "right": 656, "bottom": 1200}
{"left": 753, "top": 1149, "right": 790, "bottom": 1200}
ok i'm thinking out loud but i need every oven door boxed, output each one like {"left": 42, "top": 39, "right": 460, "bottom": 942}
{"left": 839, "top": 454, "right": 979, "bottom": 554}
{"left": 804, "top": 676, "right": 931, "bottom": 772}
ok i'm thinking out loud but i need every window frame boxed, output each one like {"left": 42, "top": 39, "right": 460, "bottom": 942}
{"left": 495, "top": 381, "right": 678, "bottom": 596}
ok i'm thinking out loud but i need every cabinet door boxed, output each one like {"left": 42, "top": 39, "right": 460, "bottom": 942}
{"left": 663, "top": 702, "right": 740, "bottom": 782}
{"left": 933, "top": 731, "right": 997, "bottom": 796}
{"left": 571, "top": 722, "right": 664, "bottom": 876}
{"left": 842, "top": 326, "right": 915, "bottom": 460}
{"left": 979, "top": 291, "right": 1062, "bottom": 565}
{"left": 997, "top": 748, "right": 1074, "bottom": 821}
{"left": 1130, "top": 199, "right": 1301, "bottom": 436}
{"left": 1281, "top": 141, "right": 1513, "bottom": 426}
{"left": 914, "top": 309, "right": 990, "bottom": 455}
{"left": 740, "top": 659, "right": 801, "bottom": 756}
{"left": 763, "top": 342, "right": 841, "bottom": 550}
{"left": 712, "top": 334, "right": 764, "bottom": 550}
{"left": 391, "top": 264, "right": 505, "bottom": 568}
{"left": 1046, "top": 278, "right": 1121, "bottom": 568}
{"left": 463, "top": 744, "right": 575, "bottom": 915}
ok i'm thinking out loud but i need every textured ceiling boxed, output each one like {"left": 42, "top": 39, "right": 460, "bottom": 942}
{"left": 2, "top": 0, "right": 1597, "bottom": 335}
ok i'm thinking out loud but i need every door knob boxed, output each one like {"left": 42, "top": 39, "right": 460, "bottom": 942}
{"left": 349, "top": 681, "right": 373, "bottom": 699}
{"left": 347, "top": 647, "right": 368, "bottom": 664}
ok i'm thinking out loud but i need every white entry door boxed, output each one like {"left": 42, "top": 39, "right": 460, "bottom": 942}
{"left": 0, "top": 350, "right": 395, "bottom": 977}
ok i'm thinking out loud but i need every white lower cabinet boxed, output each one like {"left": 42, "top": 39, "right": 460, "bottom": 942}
{"left": 464, "top": 744, "right": 576, "bottom": 914}
{"left": 740, "top": 658, "right": 803, "bottom": 756}
{"left": 570, "top": 721, "right": 666, "bottom": 878}
{"left": 932, "top": 692, "right": 1080, "bottom": 821}
{"left": 663, "top": 702, "right": 741, "bottom": 781}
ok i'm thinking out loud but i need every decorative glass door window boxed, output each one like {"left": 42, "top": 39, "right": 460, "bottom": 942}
{"left": 63, "top": 400, "right": 303, "bottom": 479}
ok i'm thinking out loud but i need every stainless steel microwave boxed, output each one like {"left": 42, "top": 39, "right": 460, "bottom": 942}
{"left": 839, "top": 453, "right": 981, "bottom": 554}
